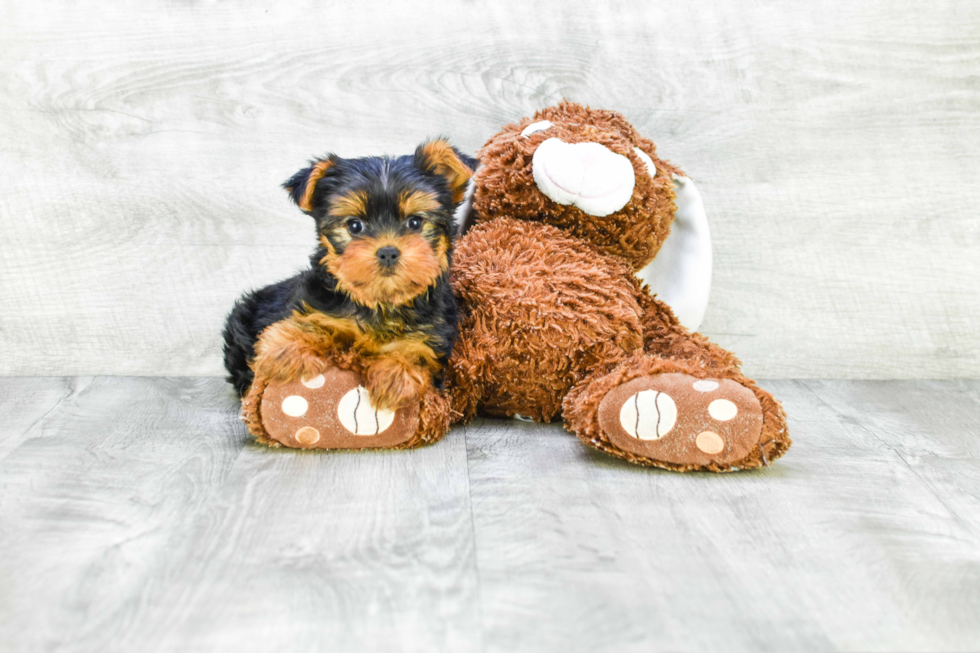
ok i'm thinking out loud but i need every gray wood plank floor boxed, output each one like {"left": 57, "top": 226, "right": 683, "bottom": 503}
{"left": 1, "top": 378, "right": 978, "bottom": 652}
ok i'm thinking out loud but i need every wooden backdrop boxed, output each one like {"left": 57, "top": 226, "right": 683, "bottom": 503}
{"left": 1, "top": 0, "right": 977, "bottom": 379}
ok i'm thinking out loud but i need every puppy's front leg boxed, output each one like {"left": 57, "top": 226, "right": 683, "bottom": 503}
{"left": 251, "top": 312, "right": 361, "bottom": 383}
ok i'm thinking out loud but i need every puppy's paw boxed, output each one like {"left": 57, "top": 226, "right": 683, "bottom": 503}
{"left": 364, "top": 358, "right": 430, "bottom": 412}
{"left": 251, "top": 321, "right": 332, "bottom": 383}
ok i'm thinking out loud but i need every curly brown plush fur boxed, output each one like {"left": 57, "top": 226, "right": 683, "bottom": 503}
{"left": 448, "top": 217, "right": 643, "bottom": 422}
{"left": 448, "top": 101, "right": 791, "bottom": 471}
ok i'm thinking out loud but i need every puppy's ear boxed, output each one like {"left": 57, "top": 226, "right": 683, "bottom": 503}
{"left": 283, "top": 156, "right": 336, "bottom": 213}
{"left": 415, "top": 139, "right": 475, "bottom": 205}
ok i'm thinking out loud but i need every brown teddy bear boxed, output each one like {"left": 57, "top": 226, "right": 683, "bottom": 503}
{"left": 447, "top": 101, "right": 791, "bottom": 472}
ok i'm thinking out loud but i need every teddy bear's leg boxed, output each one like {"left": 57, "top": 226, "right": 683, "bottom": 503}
{"left": 562, "top": 294, "right": 790, "bottom": 472}
{"left": 242, "top": 316, "right": 451, "bottom": 450}
{"left": 243, "top": 368, "right": 451, "bottom": 450}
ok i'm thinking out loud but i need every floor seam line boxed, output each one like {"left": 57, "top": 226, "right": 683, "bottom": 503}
{"left": 801, "top": 380, "right": 977, "bottom": 536}
{"left": 459, "top": 421, "right": 489, "bottom": 653}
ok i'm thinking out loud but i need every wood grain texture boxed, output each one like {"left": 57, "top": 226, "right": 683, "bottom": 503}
{"left": 1, "top": 378, "right": 979, "bottom": 651}
{"left": 462, "top": 380, "right": 980, "bottom": 652}
{"left": 0, "top": 1, "right": 978, "bottom": 378}
{"left": 0, "top": 378, "right": 482, "bottom": 653}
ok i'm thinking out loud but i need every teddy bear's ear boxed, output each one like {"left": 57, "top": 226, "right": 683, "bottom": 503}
{"left": 414, "top": 139, "right": 475, "bottom": 205}
{"left": 283, "top": 157, "right": 336, "bottom": 213}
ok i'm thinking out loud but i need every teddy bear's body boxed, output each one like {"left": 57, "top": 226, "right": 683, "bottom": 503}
{"left": 446, "top": 102, "right": 791, "bottom": 471}
{"left": 450, "top": 217, "right": 645, "bottom": 421}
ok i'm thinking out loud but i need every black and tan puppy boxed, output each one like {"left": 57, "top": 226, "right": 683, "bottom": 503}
{"left": 223, "top": 141, "right": 474, "bottom": 435}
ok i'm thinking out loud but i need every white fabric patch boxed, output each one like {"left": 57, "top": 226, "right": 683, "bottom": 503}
{"left": 619, "top": 390, "right": 677, "bottom": 440}
{"left": 632, "top": 147, "right": 656, "bottom": 177}
{"left": 693, "top": 380, "right": 719, "bottom": 393}
{"left": 635, "top": 175, "right": 712, "bottom": 332}
{"left": 531, "top": 138, "right": 635, "bottom": 217}
{"left": 337, "top": 386, "right": 395, "bottom": 435}
{"left": 281, "top": 395, "right": 308, "bottom": 418}
{"left": 295, "top": 426, "right": 320, "bottom": 445}
{"left": 696, "top": 431, "right": 725, "bottom": 454}
{"left": 301, "top": 374, "right": 325, "bottom": 389}
{"left": 708, "top": 399, "right": 738, "bottom": 421}
{"left": 452, "top": 175, "right": 477, "bottom": 234}
{"left": 521, "top": 120, "right": 554, "bottom": 138}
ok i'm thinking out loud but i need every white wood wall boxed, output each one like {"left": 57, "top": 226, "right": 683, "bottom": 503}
{"left": 1, "top": 1, "right": 977, "bottom": 378}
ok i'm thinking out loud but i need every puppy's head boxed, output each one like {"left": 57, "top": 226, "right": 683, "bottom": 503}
{"left": 284, "top": 140, "right": 474, "bottom": 309}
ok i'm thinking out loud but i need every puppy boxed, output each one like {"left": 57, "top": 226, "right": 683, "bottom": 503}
{"left": 223, "top": 140, "right": 475, "bottom": 411}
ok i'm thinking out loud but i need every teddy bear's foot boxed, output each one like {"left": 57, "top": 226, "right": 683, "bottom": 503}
{"left": 255, "top": 368, "right": 427, "bottom": 450}
{"left": 596, "top": 372, "right": 765, "bottom": 469}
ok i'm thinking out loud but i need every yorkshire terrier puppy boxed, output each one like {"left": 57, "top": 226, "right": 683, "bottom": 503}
{"left": 223, "top": 140, "right": 475, "bottom": 413}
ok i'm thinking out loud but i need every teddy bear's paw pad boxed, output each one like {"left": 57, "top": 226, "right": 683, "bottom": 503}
{"left": 260, "top": 369, "right": 420, "bottom": 449}
{"left": 597, "top": 373, "right": 763, "bottom": 466}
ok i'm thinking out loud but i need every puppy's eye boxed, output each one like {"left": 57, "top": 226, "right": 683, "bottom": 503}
{"left": 407, "top": 216, "right": 423, "bottom": 231}
{"left": 521, "top": 120, "right": 554, "bottom": 138}
{"left": 346, "top": 219, "right": 363, "bottom": 235}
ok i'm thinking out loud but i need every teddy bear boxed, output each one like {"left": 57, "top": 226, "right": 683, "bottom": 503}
{"left": 446, "top": 101, "right": 791, "bottom": 472}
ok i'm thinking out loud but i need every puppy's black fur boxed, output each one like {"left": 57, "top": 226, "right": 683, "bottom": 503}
{"left": 223, "top": 144, "right": 476, "bottom": 396}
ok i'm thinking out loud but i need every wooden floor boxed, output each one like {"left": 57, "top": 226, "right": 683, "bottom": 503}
{"left": 1, "top": 378, "right": 978, "bottom": 652}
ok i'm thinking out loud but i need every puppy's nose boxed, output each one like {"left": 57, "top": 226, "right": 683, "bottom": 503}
{"left": 376, "top": 246, "right": 401, "bottom": 267}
